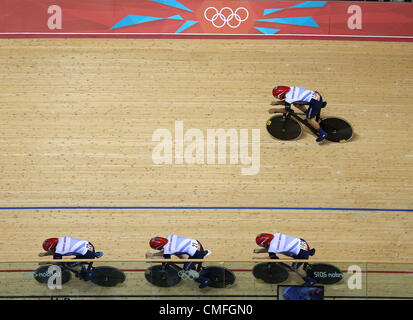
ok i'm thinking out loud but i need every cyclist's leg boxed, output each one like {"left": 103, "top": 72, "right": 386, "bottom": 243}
{"left": 185, "top": 246, "right": 211, "bottom": 288}
{"left": 307, "top": 99, "right": 328, "bottom": 141}
{"left": 293, "top": 240, "right": 317, "bottom": 285}
{"left": 294, "top": 103, "right": 308, "bottom": 114}
{"left": 184, "top": 243, "right": 210, "bottom": 272}
{"left": 74, "top": 244, "right": 98, "bottom": 280}
{"left": 292, "top": 239, "right": 311, "bottom": 270}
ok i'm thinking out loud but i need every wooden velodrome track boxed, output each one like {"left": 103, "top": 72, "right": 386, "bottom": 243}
{"left": 0, "top": 38, "right": 412, "bottom": 298}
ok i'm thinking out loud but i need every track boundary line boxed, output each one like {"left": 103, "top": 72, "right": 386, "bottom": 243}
{"left": 0, "top": 206, "right": 411, "bottom": 212}
{"left": 0, "top": 32, "right": 412, "bottom": 42}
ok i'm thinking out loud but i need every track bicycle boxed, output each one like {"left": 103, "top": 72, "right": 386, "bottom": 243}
{"left": 145, "top": 262, "right": 236, "bottom": 289}
{"left": 266, "top": 108, "right": 353, "bottom": 142}
{"left": 33, "top": 262, "right": 126, "bottom": 287}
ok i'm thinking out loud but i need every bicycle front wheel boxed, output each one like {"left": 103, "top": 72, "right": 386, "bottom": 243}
{"left": 252, "top": 262, "right": 289, "bottom": 284}
{"left": 33, "top": 264, "right": 72, "bottom": 285}
{"left": 266, "top": 115, "right": 302, "bottom": 141}
{"left": 145, "top": 265, "right": 181, "bottom": 287}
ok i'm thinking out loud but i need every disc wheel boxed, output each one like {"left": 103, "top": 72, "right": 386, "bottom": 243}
{"left": 305, "top": 263, "right": 344, "bottom": 284}
{"left": 90, "top": 266, "right": 126, "bottom": 287}
{"left": 199, "top": 266, "right": 236, "bottom": 288}
{"left": 266, "top": 115, "right": 302, "bottom": 141}
{"left": 145, "top": 265, "right": 181, "bottom": 287}
{"left": 252, "top": 262, "right": 289, "bottom": 284}
{"left": 33, "top": 265, "right": 72, "bottom": 284}
{"left": 320, "top": 117, "right": 353, "bottom": 142}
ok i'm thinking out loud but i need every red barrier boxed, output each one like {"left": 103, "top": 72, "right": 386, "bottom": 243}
{"left": 0, "top": 0, "right": 412, "bottom": 41}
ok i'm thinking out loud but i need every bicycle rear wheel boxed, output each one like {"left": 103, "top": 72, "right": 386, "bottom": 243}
{"left": 320, "top": 117, "right": 353, "bottom": 142}
{"left": 199, "top": 266, "right": 236, "bottom": 288}
{"left": 266, "top": 115, "right": 302, "bottom": 141}
{"left": 90, "top": 266, "right": 126, "bottom": 287}
{"left": 252, "top": 262, "right": 289, "bottom": 284}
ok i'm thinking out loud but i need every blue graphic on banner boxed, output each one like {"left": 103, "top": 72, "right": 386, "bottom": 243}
{"left": 176, "top": 20, "right": 198, "bottom": 33}
{"left": 110, "top": 0, "right": 198, "bottom": 33}
{"left": 256, "top": 16, "right": 320, "bottom": 28}
{"left": 151, "top": 0, "right": 193, "bottom": 12}
{"left": 110, "top": 15, "right": 163, "bottom": 29}
{"left": 289, "top": 1, "right": 327, "bottom": 9}
{"left": 168, "top": 15, "right": 184, "bottom": 20}
{"left": 111, "top": 14, "right": 197, "bottom": 33}
{"left": 254, "top": 27, "right": 280, "bottom": 34}
{"left": 110, "top": 1, "right": 325, "bottom": 34}
{"left": 263, "top": 8, "right": 285, "bottom": 16}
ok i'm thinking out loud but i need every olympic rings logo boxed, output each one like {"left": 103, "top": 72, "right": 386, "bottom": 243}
{"left": 178, "top": 270, "right": 199, "bottom": 281}
{"left": 204, "top": 7, "right": 249, "bottom": 29}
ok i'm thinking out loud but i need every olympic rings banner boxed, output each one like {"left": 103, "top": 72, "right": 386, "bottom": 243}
{"left": 0, "top": 0, "right": 413, "bottom": 41}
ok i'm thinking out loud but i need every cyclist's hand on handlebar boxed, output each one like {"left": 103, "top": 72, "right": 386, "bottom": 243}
{"left": 38, "top": 252, "right": 52, "bottom": 257}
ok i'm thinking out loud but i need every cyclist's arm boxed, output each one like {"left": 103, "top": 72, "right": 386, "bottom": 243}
{"left": 160, "top": 253, "right": 172, "bottom": 269}
{"left": 164, "top": 253, "right": 186, "bottom": 259}
{"left": 38, "top": 252, "right": 53, "bottom": 257}
{"left": 269, "top": 252, "right": 279, "bottom": 259}
{"left": 253, "top": 248, "right": 268, "bottom": 254}
{"left": 284, "top": 102, "right": 292, "bottom": 111}
{"left": 149, "top": 251, "right": 165, "bottom": 258}
{"left": 270, "top": 100, "right": 285, "bottom": 106}
{"left": 37, "top": 252, "right": 63, "bottom": 259}
{"left": 268, "top": 101, "right": 291, "bottom": 114}
{"left": 268, "top": 107, "right": 289, "bottom": 114}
